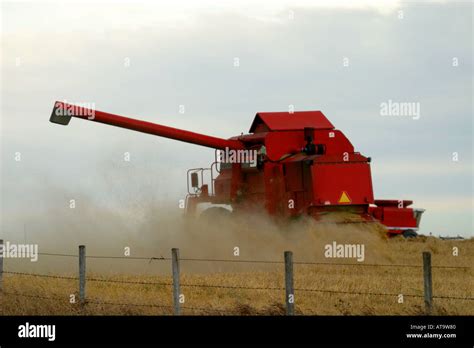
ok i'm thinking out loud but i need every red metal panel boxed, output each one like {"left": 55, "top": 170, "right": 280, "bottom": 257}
{"left": 312, "top": 162, "right": 374, "bottom": 206}
{"left": 377, "top": 207, "right": 417, "bottom": 228}
{"left": 283, "top": 162, "right": 313, "bottom": 215}
{"left": 263, "top": 129, "right": 355, "bottom": 162}
{"left": 284, "top": 162, "right": 304, "bottom": 192}
{"left": 249, "top": 111, "right": 334, "bottom": 133}
{"left": 245, "top": 171, "right": 265, "bottom": 194}
{"left": 264, "top": 131, "right": 306, "bottom": 161}
{"left": 263, "top": 163, "right": 286, "bottom": 215}
{"left": 214, "top": 170, "right": 232, "bottom": 199}
{"left": 230, "top": 163, "right": 242, "bottom": 201}
{"left": 313, "top": 130, "right": 354, "bottom": 155}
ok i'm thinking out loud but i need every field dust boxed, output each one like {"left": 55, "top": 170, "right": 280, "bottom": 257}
{"left": 5, "top": 204, "right": 393, "bottom": 274}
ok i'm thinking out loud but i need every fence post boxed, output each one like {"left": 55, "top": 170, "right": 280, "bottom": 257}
{"left": 0, "top": 239, "right": 4, "bottom": 292}
{"left": 172, "top": 248, "right": 181, "bottom": 315}
{"left": 79, "top": 245, "right": 86, "bottom": 306}
{"left": 423, "top": 251, "right": 432, "bottom": 314}
{"left": 284, "top": 251, "right": 294, "bottom": 316}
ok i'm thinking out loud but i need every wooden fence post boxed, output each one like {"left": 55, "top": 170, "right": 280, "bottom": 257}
{"left": 423, "top": 251, "right": 432, "bottom": 314}
{"left": 79, "top": 245, "right": 86, "bottom": 306}
{"left": 284, "top": 251, "right": 294, "bottom": 315}
{"left": 0, "top": 239, "right": 4, "bottom": 292}
{"left": 172, "top": 248, "right": 181, "bottom": 315}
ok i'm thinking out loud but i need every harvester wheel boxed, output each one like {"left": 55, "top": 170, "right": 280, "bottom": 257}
{"left": 402, "top": 229, "right": 418, "bottom": 238}
{"left": 199, "top": 207, "right": 232, "bottom": 222}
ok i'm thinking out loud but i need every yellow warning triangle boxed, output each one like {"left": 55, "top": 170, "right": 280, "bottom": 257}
{"left": 338, "top": 191, "right": 352, "bottom": 204}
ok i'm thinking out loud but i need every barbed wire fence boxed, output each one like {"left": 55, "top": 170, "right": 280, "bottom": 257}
{"left": 0, "top": 239, "right": 472, "bottom": 315}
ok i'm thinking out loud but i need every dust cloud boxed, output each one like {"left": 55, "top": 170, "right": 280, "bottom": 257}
{"left": 4, "top": 197, "right": 393, "bottom": 276}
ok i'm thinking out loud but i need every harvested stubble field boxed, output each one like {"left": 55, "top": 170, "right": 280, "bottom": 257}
{"left": 1, "top": 216, "right": 472, "bottom": 315}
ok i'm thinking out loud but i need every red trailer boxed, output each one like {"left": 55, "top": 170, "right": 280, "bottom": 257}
{"left": 50, "top": 101, "right": 424, "bottom": 237}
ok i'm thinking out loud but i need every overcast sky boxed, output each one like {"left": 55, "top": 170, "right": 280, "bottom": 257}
{"left": 1, "top": 0, "right": 472, "bottom": 239}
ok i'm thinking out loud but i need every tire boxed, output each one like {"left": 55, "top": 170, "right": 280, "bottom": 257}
{"left": 402, "top": 229, "right": 418, "bottom": 238}
{"left": 199, "top": 207, "right": 232, "bottom": 222}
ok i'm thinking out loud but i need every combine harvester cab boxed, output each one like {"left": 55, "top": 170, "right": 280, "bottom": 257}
{"left": 49, "top": 101, "right": 425, "bottom": 237}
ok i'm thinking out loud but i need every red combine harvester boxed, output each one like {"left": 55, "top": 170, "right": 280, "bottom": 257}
{"left": 50, "top": 101, "right": 424, "bottom": 237}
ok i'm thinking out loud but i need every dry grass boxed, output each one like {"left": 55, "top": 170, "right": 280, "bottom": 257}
{"left": 0, "top": 228, "right": 472, "bottom": 316}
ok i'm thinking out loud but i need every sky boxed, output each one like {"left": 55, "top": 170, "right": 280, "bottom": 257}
{"left": 0, "top": 0, "right": 472, "bottom": 239}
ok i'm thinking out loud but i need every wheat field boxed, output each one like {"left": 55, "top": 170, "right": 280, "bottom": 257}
{"left": 0, "top": 228, "right": 472, "bottom": 316}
